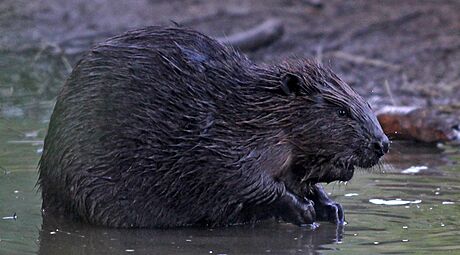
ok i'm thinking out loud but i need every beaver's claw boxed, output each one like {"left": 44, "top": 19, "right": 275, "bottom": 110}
{"left": 314, "top": 200, "right": 344, "bottom": 224}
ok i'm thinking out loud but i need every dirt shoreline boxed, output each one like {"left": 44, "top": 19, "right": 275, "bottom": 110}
{"left": 1, "top": 0, "right": 459, "bottom": 109}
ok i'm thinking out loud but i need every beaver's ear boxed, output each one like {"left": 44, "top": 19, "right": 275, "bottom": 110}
{"left": 280, "top": 73, "right": 301, "bottom": 96}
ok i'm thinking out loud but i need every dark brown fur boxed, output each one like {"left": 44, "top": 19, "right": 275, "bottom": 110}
{"left": 38, "top": 26, "right": 389, "bottom": 228}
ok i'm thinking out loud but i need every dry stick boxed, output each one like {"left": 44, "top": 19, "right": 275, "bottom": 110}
{"left": 315, "top": 44, "right": 324, "bottom": 65}
{"left": 60, "top": 55, "right": 73, "bottom": 73}
{"left": 330, "top": 51, "right": 401, "bottom": 71}
{"left": 217, "top": 19, "right": 284, "bottom": 52}
{"left": 384, "top": 80, "right": 397, "bottom": 106}
{"left": 32, "top": 42, "right": 73, "bottom": 73}
{"left": 33, "top": 44, "right": 49, "bottom": 62}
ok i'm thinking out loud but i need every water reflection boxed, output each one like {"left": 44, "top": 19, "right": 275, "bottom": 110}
{"left": 38, "top": 216, "right": 343, "bottom": 255}
{"left": 1, "top": 114, "right": 459, "bottom": 254}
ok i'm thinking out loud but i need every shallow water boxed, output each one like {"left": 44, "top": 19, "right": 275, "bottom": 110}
{"left": 1, "top": 106, "right": 459, "bottom": 255}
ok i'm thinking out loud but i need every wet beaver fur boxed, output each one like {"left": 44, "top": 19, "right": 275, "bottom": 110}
{"left": 38, "top": 26, "right": 389, "bottom": 228}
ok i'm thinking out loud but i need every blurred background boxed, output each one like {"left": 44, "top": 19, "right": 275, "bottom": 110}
{"left": 0, "top": 1, "right": 459, "bottom": 255}
{"left": 2, "top": 0, "right": 460, "bottom": 114}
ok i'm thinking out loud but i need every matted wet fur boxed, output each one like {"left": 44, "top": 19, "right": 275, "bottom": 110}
{"left": 38, "top": 26, "right": 389, "bottom": 228}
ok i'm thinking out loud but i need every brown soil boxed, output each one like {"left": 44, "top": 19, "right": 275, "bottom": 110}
{"left": 1, "top": 0, "right": 459, "bottom": 109}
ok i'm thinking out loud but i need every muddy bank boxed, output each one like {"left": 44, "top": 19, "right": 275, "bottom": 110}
{"left": 1, "top": 0, "right": 459, "bottom": 112}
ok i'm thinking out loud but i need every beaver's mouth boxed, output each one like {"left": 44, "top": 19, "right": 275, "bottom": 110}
{"left": 355, "top": 152, "right": 382, "bottom": 169}
{"left": 298, "top": 151, "right": 384, "bottom": 185}
{"left": 321, "top": 155, "right": 381, "bottom": 183}
{"left": 336, "top": 152, "right": 383, "bottom": 181}
{"left": 333, "top": 161, "right": 355, "bottom": 182}
{"left": 302, "top": 161, "right": 356, "bottom": 184}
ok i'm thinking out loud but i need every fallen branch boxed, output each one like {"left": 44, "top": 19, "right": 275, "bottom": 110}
{"left": 217, "top": 19, "right": 284, "bottom": 51}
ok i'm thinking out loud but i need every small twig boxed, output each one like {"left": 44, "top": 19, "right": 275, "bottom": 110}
{"left": 315, "top": 44, "right": 323, "bottom": 65}
{"left": 33, "top": 44, "right": 49, "bottom": 62}
{"left": 330, "top": 51, "right": 401, "bottom": 71}
{"left": 384, "top": 80, "right": 397, "bottom": 106}
{"left": 2, "top": 212, "right": 17, "bottom": 220}
{"left": 31, "top": 41, "right": 74, "bottom": 73}
{"left": 61, "top": 55, "right": 73, "bottom": 73}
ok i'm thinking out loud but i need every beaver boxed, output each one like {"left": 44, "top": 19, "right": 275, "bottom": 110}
{"left": 38, "top": 26, "right": 389, "bottom": 228}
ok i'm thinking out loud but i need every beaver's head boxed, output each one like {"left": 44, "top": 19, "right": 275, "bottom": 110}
{"left": 274, "top": 61, "right": 389, "bottom": 184}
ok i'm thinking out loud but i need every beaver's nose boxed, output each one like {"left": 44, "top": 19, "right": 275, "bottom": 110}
{"left": 373, "top": 136, "right": 390, "bottom": 156}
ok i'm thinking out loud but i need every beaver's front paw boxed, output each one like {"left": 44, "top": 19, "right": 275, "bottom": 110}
{"left": 272, "top": 192, "right": 316, "bottom": 226}
{"left": 314, "top": 200, "right": 344, "bottom": 224}
{"left": 308, "top": 184, "right": 345, "bottom": 224}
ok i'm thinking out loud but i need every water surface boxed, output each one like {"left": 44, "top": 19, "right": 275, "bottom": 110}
{"left": 1, "top": 105, "right": 459, "bottom": 255}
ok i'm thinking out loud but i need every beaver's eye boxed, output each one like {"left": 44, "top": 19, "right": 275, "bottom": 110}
{"left": 337, "top": 109, "right": 347, "bottom": 117}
